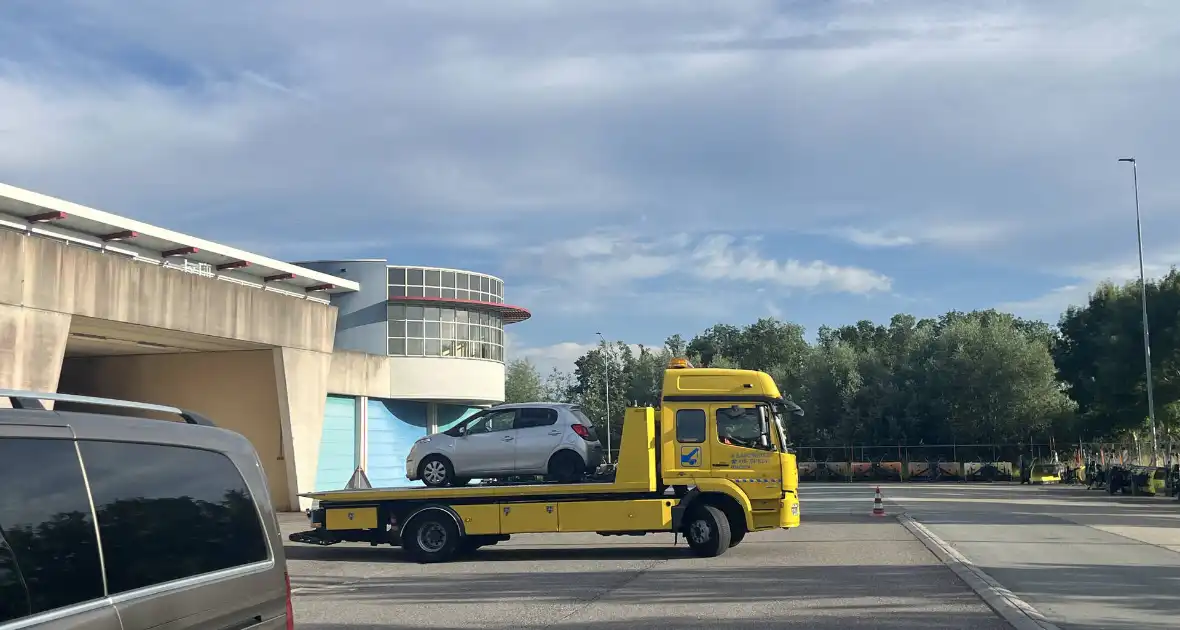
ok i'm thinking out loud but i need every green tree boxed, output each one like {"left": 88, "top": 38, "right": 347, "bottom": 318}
{"left": 504, "top": 358, "right": 548, "bottom": 403}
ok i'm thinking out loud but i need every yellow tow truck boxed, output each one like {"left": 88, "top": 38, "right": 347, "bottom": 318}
{"left": 290, "top": 358, "right": 804, "bottom": 563}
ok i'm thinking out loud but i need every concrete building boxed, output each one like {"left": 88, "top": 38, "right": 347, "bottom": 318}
{"left": 0, "top": 183, "right": 529, "bottom": 510}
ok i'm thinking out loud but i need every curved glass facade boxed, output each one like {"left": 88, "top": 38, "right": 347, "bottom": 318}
{"left": 386, "top": 303, "right": 505, "bottom": 361}
{"left": 388, "top": 266, "right": 504, "bottom": 304}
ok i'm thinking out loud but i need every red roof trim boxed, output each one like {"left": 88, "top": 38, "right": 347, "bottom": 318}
{"left": 388, "top": 295, "right": 532, "bottom": 323}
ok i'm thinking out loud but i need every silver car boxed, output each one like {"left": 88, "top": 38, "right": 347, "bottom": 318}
{"left": 406, "top": 403, "right": 605, "bottom": 487}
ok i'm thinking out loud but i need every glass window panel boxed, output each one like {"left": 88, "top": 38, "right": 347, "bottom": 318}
{"left": 425, "top": 286, "right": 441, "bottom": 298}
{"left": 408, "top": 321, "right": 425, "bottom": 337}
{"left": 426, "top": 270, "right": 441, "bottom": 287}
{"left": 389, "top": 320, "right": 406, "bottom": 337}
{"left": 425, "top": 339, "right": 441, "bottom": 355}
{"left": 442, "top": 288, "right": 456, "bottom": 299}
{"left": 453, "top": 341, "right": 468, "bottom": 357}
{"left": 457, "top": 289, "right": 469, "bottom": 300}
{"left": 480, "top": 276, "right": 490, "bottom": 292}
{"left": 442, "top": 322, "right": 455, "bottom": 339}
{"left": 480, "top": 312, "right": 490, "bottom": 325}
{"left": 388, "top": 268, "right": 407, "bottom": 285}
{"left": 425, "top": 322, "right": 440, "bottom": 338}
{"left": 390, "top": 286, "right": 406, "bottom": 297}
{"left": 440, "top": 308, "right": 454, "bottom": 322}
{"left": 455, "top": 309, "right": 468, "bottom": 323}
{"left": 424, "top": 307, "right": 440, "bottom": 321}
{"left": 407, "top": 339, "right": 424, "bottom": 355}
{"left": 388, "top": 338, "right": 406, "bottom": 355}
{"left": 457, "top": 323, "right": 469, "bottom": 340}
{"left": 406, "top": 306, "right": 424, "bottom": 320}
{"left": 78, "top": 441, "right": 269, "bottom": 595}
{"left": 408, "top": 286, "right": 424, "bottom": 297}
{"left": 440, "top": 340, "right": 454, "bottom": 356}
{"left": 408, "top": 268, "right": 424, "bottom": 285}
{"left": 387, "top": 304, "right": 406, "bottom": 320}
{"left": 442, "top": 271, "right": 456, "bottom": 288}
{"left": 457, "top": 273, "right": 470, "bottom": 290}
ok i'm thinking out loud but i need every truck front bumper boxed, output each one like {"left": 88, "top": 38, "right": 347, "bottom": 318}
{"left": 781, "top": 492, "right": 801, "bottom": 528}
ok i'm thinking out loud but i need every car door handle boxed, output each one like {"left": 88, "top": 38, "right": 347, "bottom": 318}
{"left": 502, "top": 436, "right": 514, "bottom": 441}
{"left": 548, "top": 431, "right": 561, "bottom": 436}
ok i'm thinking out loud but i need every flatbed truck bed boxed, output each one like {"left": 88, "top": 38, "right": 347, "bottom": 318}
{"left": 291, "top": 360, "right": 803, "bottom": 562}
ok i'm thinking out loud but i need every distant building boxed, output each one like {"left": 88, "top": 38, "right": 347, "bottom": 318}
{"left": 0, "top": 183, "right": 529, "bottom": 510}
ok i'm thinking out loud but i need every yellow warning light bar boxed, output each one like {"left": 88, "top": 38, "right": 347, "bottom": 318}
{"left": 668, "top": 357, "right": 694, "bottom": 369}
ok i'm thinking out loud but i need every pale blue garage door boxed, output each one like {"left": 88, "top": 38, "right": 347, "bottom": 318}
{"left": 314, "top": 395, "right": 357, "bottom": 491}
{"left": 366, "top": 399, "right": 429, "bottom": 488}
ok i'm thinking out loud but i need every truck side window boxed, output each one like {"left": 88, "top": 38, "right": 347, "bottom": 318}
{"left": 717, "top": 406, "right": 773, "bottom": 451}
{"left": 675, "top": 409, "right": 707, "bottom": 443}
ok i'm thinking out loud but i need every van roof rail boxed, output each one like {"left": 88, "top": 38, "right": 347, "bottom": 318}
{"left": 0, "top": 389, "right": 217, "bottom": 427}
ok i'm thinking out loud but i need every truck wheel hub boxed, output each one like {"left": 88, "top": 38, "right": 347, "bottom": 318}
{"left": 418, "top": 522, "right": 447, "bottom": 552}
{"left": 689, "top": 520, "right": 711, "bottom": 544}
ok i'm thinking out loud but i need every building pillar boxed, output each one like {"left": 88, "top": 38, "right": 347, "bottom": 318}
{"left": 0, "top": 304, "right": 71, "bottom": 406}
{"left": 355, "top": 395, "right": 369, "bottom": 471}
{"left": 427, "top": 401, "right": 439, "bottom": 434}
{"left": 273, "top": 347, "right": 332, "bottom": 511}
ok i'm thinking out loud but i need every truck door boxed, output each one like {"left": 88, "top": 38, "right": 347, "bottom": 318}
{"left": 664, "top": 407, "right": 711, "bottom": 481}
{"left": 710, "top": 403, "right": 782, "bottom": 501}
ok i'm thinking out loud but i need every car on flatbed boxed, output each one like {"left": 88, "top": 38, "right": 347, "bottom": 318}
{"left": 406, "top": 402, "right": 605, "bottom": 487}
{"left": 290, "top": 358, "right": 805, "bottom": 563}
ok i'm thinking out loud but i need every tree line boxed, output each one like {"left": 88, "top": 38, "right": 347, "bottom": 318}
{"left": 506, "top": 270, "right": 1180, "bottom": 450}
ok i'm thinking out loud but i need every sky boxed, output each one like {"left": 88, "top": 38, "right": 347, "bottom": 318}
{"left": 2, "top": 0, "right": 1179, "bottom": 375}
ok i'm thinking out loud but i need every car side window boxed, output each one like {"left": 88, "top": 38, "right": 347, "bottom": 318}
{"left": 515, "top": 408, "right": 558, "bottom": 429}
{"left": 675, "top": 409, "right": 707, "bottom": 443}
{"left": 77, "top": 440, "right": 270, "bottom": 595}
{"left": 466, "top": 410, "right": 516, "bottom": 434}
{"left": 0, "top": 437, "right": 105, "bottom": 623}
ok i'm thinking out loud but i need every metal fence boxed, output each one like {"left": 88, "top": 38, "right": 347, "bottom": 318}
{"left": 794, "top": 443, "right": 1061, "bottom": 483}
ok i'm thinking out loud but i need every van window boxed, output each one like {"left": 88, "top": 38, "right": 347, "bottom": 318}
{"left": 0, "top": 438, "right": 105, "bottom": 623}
{"left": 675, "top": 409, "right": 707, "bottom": 443}
{"left": 78, "top": 440, "right": 270, "bottom": 595}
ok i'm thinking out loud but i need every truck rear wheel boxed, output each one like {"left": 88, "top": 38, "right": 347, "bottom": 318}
{"left": 402, "top": 512, "right": 461, "bottom": 563}
{"left": 684, "top": 504, "right": 731, "bottom": 557}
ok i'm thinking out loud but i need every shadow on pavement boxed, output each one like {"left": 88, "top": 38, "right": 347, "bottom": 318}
{"left": 294, "top": 614, "right": 1004, "bottom": 630}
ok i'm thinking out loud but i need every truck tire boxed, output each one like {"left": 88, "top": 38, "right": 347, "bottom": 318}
{"left": 402, "top": 511, "right": 461, "bottom": 563}
{"left": 547, "top": 450, "right": 584, "bottom": 483}
{"left": 728, "top": 527, "right": 746, "bottom": 548}
{"left": 684, "top": 504, "right": 731, "bottom": 558}
{"left": 419, "top": 455, "right": 456, "bottom": 487}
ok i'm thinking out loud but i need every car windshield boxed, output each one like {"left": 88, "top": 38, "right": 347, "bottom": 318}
{"left": 569, "top": 407, "right": 599, "bottom": 440}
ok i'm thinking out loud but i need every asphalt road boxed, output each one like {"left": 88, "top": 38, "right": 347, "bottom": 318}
{"left": 282, "top": 487, "right": 1008, "bottom": 629}
{"left": 820, "top": 482, "right": 1180, "bottom": 630}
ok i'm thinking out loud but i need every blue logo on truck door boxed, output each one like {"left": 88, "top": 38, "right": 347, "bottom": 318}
{"left": 680, "top": 446, "right": 701, "bottom": 467}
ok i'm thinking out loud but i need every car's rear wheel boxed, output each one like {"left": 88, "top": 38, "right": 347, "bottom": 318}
{"left": 419, "top": 455, "right": 456, "bottom": 487}
{"left": 547, "top": 450, "right": 585, "bottom": 483}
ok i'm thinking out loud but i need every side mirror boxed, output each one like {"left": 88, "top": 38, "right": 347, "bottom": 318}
{"left": 457, "top": 425, "right": 467, "bottom": 436}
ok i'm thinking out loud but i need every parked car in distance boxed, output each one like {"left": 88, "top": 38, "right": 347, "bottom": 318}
{"left": 406, "top": 403, "right": 605, "bottom": 487}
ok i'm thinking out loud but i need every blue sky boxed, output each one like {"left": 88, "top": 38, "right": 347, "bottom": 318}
{"left": 2, "top": 0, "right": 1179, "bottom": 374}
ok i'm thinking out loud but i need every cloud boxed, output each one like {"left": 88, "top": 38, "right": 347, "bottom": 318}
{"left": 3, "top": 0, "right": 1180, "bottom": 347}
{"left": 505, "top": 332, "right": 661, "bottom": 376}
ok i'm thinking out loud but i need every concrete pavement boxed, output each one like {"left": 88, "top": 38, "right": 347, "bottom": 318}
{"left": 813, "top": 482, "right": 1180, "bottom": 630}
{"left": 282, "top": 490, "right": 1008, "bottom": 629}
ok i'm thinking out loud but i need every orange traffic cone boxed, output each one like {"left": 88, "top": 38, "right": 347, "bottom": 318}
{"left": 872, "top": 486, "right": 886, "bottom": 517}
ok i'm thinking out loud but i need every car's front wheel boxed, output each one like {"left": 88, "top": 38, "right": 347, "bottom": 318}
{"left": 419, "top": 455, "right": 456, "bottom": 487}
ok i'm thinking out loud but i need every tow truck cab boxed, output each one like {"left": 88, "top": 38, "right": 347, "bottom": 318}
{"left": 658, "top": 357, "right": 803, "bottom": 531}
{"left": 293, "top": 358, "right": 803, "bottom": 562}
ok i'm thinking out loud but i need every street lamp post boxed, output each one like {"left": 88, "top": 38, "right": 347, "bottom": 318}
{"left": 596, "top": 332, "right": 612, "bottom": 463}
{"left": 1119, "top": 157, "right": 1159, "bottom": 464}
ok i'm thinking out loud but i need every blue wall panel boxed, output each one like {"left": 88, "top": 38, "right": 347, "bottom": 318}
{"left": 315, "top": 395, "right": 358, "bottom": 491}
{"left": 366, "top": 399, "right": 429, "bottom": 487}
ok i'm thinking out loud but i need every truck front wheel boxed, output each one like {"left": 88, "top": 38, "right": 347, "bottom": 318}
{"left": 684, "top": 504, "right": 731, "bottom": 557}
